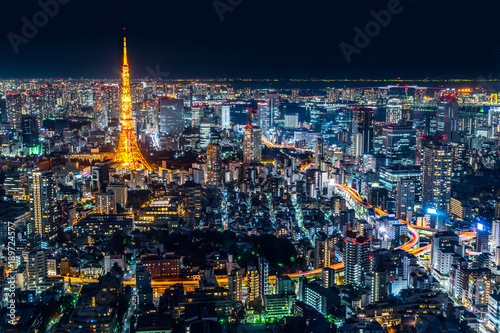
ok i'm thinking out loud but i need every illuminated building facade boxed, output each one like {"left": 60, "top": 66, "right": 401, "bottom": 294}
{"left": 29, "top": 171, "right": 57, "bottom": 240}
{"left": 159, "top": 97, "right": 184, "bottom": 134}
{"left": 243, "top": 125, "right": 262, "bottom": 165}
{"left": 344, "top": 235, "right": 371, "bottom": 287}
{"left": 206, "top": 143, "right": 221, "bottom": 186}
{"left": 422, "top": 144, "right": 453, "bottom": 214}
{"left": 382, "top": 122, "right": 416, "bottom": 166}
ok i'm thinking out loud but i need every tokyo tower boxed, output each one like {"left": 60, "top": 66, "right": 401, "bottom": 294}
{"left": 113, "top": 37, "right": 152, "bottom": 172}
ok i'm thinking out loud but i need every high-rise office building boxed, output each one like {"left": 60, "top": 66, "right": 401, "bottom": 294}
{"left": 344, "top": 235, "right": 371, "bottom": 287}
{"left": 265, "top": 93, "right": 280, "bottom": 129}
{"left": 0, "top": 97, "right": 8, "bottom": 124}
{"left": 352, "top": 107, "right": 374, "bottom": 154}
{"left": 284, "top": 113, "right": 299, "bottom": 129}
{"left": 437, "top": 92, "right": 459, "bottom": 142}
{"left": 206, "top": 144, "right": 221, "bottom": 186}
{"left": 228, "top": 268, "right": 243, "bottom": 303}
{"left": 243, "top": 125, "right": 262, "bottom": 165}
{"left": 91, "top": 163, "right": 110, "bottom": 192}
{"left": 136, "top": 263, "right": 154, "bottom": 306}
{"left": 382, "top": 121, "right": 416, "bottom": 166}
{"left": 6, "top": 93, "right": 22, "bottom": 129}
{"left": 21, "top": 115, "right": 39, "bottom": 149}
{"left": 221, "top": 105, "right": 231, "bottom": 130}
{"left": 258, "top": 256, "right": 269, "bottom": 299}
{"left": 257, "top": 102, "right": 270, "bottom": 135}
{"left": 350, "top": 133, "right": 363, "bottom": 158}
{"left": 200, "top": 121, "right": 211, "bottom": 149}
{"left": 396, "top": 178, "right": 415, "bottom": 221}
{"left": 159, "top": 97, "right": 184, "bottom": 134}
{"left": 422, "top": 144, "right": 453, "bottom": 214}
{"left": 475, "top": 222, "right": 489, "bottom": 253}
{"left": 29, "top": 171, "right": 57, "bottom": 239}
{"left": 314, "top": 138, "right": 325, "bottom": 169}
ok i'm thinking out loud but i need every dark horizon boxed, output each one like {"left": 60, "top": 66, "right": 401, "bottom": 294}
{"left": 2, "top": 0, "right": 500, "bottom": 79}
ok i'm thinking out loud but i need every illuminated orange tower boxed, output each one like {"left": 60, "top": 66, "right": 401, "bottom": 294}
{"left": 113, "top": 37, "right": 152, "bottom": 172}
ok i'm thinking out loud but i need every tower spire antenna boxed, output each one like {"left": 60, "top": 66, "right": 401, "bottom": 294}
{"left": 123, "top": 29, "right": 128, "bottom": 66}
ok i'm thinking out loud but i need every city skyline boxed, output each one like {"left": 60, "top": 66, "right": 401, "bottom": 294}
{"left": 3, "top": 2, "right": 500, "bottom": 333}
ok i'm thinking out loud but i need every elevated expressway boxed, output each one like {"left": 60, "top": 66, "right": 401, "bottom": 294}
{"left": 333, "top": 184, "right": 475, "bottom": 256}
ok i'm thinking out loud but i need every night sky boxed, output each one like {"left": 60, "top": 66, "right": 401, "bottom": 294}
{"left": 1, "top": 0, "right": 500, "bottom": 79}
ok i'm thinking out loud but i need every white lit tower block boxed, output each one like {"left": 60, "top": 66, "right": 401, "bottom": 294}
{"left": 221, "top": 105, "right": 231, "bottom": 130}
{"left": 228, "top": 268, "right": 243, "bottom": 303}
{"left": 422, "top": 144, "right": 453, "bottom": 215}
{"left": 259, "top": 257, "right": 269, "bottom": 299}
{"left": 344, "top": 236, "right": 371, "bottom": 287}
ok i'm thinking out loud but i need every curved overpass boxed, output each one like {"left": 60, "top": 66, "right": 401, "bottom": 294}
{"left": 334, "top": 184, "right": 420, "bottom": 253}
{"left": 334, "top": 184, "right": 476, "bottom": 256}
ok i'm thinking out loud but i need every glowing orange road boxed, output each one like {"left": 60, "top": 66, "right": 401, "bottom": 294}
{"left": 334, "top": 184, "right": 477, "bottom": 255}
{"left": 300, "top": 163, "right": 312, "bottom": 173}
{"left": 50, "top": 263, "right": 345, "bottom": 290}
{"left": 262, "top": 138, "right": 313, "bottom": 152}
{"left": 335, "top": 184, "right": 420, "bottom": 252}
{"left": 287, "top": 263, "right": 345, "bottom": 278}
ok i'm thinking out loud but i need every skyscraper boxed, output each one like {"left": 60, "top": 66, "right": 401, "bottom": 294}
{"left": 29, "top": 171, "right": 57, "bottom": 239}
{"left": 21, "top": 115, "right": 39, "bottom": 149}
{"left": 352, "top": 107, "right": 374, "bottom": 154}
{"left": 265, "top": 93, "right": 280, "bottom": 129}
{"left": 314, "top": 138, "right": 325, "bottom": 170}
{"left": 228, "top": 268, "right": 243, "bottom": 303}
{"left": 243, "top": 125, "right": 262, "bottom": 165}
{"left": 6, "top": 93, "right": 22, "bottom": 129}
{"left": 422, "top": 144, "right": 453, "bottom": 214}
{"left": 206, "top": 144, "right": 221, "bottom": 186}
{"left": 0, "top": 97, "right": 7, "bottom": 124}
{"left": 258, "top": 256, "right": 269, "bottom": 299}
{"left": 344, "top": 235, "right": 371, "bottom": 287}
{"left": 221, "top": 105, "right": 231, "bottom": 130}
{"left": 258, "top": 102, "right": 270, "bottom": 135}
{"left": 396, "top": 178, "right": 415, "bottom": 221}
{"left": 437, "top": 92, "right": 459, "bottom": 142}
{"left": 159, "top": 97, "right": 184, "bottom": 134}
{"left": 113, "top": 37, "right": 152, "bottom": 172}
{"left": 382, "top": 121, "right": 416, "bottom": 166}
{"left": 247, "top": 265, "right": 260, "bottom": 308}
